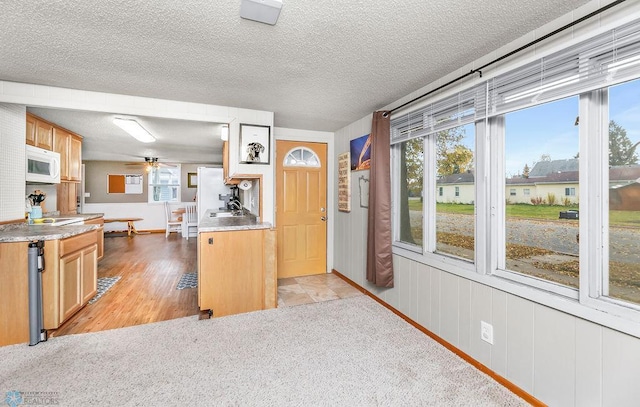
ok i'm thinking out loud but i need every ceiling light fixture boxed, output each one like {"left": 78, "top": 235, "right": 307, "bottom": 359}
{"left": 113, "top": 118, "right": 156, "bottom": 143}
{"left": 220, "top": 124, "right": 229, "bottom": 141}
{"left": 145, "top": 157, "right": 159, "bottom": 172}
{"left": 240, "top": 0, "right": 282, "bottom": 25}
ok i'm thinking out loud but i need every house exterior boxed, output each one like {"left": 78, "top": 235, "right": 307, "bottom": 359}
{"left": 437, "top": 159, "right": 640, "bottom": 206}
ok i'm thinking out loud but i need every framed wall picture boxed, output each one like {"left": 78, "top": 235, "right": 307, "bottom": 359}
{"left": 187, "top": 172, "right": 198, "bottom": 188}
{"left": 240, "top": 123, "right": 270, "bottom": 164}
{"left": 350, "top": 133, "right": 371, "bottom": 171}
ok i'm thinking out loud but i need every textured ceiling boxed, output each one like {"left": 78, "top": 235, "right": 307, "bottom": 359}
{"left": 1, "top": 0, "right": 590, "bottom": 162}
{"left": 28, "top": 108, "right": 225, "bottom": 164}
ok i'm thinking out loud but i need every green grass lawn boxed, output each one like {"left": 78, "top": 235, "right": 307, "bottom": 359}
{"left": 406, "top": 199, "right": 640, "bottom": 226}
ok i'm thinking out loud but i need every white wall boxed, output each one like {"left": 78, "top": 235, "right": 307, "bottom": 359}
{"left": 0, "top": 83, "right": 275, "bottom": 224}
{"left": 0, "top": 104, "right": 26, "bottom": 221}
{"left": 333, "top": 1, "right": 640, "bottom": 405}
{"left": 83, "top": 202, "right": 190, "bottom": 232}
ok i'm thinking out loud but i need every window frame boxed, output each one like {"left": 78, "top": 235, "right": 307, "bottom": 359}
{"left": 390, "top": 16, "right": 640, "bottom": 336}
{"left": 147, "top": 164, "right": 182, "bottom": 204}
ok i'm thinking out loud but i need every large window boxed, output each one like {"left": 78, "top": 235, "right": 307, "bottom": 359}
{"left": 148, "top": 164, "right": 181, "bottom": 203}
{"left": 607, "top": 79, "right": 640, "bottom": 306}
{"left": 502, "top": 97, "right": 579, "bottom": 289}
{"left": 435, "top": 124, "right": 475, "bottom": 261}
{"left": 391, "top": 17, "right": 640, "bottom": 332}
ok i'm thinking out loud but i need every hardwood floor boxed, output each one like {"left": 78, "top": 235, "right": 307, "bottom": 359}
{"left": 50, "top": 233, "right": 198, "bottom": 337}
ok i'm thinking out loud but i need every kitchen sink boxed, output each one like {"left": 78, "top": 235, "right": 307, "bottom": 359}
{"left": 30, "top": 217, "right": 84, "bottom": 226}
{"left": 210, "top": 211, "right": 244, "bottom": 218}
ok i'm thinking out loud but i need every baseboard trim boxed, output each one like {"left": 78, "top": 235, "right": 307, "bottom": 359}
{"left": 332, "top": 269, "right": 545, "bottom": 407}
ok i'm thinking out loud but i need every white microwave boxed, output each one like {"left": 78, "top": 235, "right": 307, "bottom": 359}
{"left": 26, "top": 145, "right": 61, "bottom": 184}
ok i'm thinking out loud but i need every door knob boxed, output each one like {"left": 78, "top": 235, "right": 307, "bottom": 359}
{"left": 321, "top": 216, "right": 326, "bottom": 221}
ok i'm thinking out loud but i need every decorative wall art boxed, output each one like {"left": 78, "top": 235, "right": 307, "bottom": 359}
{"left": 338, "top": 152, "right": 351, "bottom": 212}
{"left": 240, "top": 123, "right": 271, "bottom": 164}
{"left": 350, "top": 133, "right": 372, "bottom": 171}
{"left": 187, "top": 172, "right": 198, "bottom": 188}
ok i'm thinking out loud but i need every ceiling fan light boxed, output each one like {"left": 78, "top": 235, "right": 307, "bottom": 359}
{"left": 114, "top": 118, "right": 156, "bottom": 143}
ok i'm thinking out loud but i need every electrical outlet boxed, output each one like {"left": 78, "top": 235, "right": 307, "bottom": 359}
{"left": 481, "top": 321, "right": 494, "bottom": 345}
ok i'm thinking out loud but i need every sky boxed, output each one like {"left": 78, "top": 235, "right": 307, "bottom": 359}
{"left": 501, "top": 78, "right": 640, "bottom": 177}
{"left": 444, "top": 78, "right": 640, "bottom": 177}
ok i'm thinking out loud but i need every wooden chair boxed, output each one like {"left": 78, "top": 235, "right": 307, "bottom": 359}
{"left": 181, "top": 204, "right": 198, "bottom": 240}
{"left": 164, "top": 202, "right": 182, "bottom": 238}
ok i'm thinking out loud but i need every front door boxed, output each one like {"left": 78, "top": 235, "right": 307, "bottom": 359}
{"left": 276, "top": 141, "right": 327, "bottom": 278}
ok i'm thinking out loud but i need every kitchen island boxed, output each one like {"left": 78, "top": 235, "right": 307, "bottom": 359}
{"left": 0, "top": 213, "right": 104, "bottom": 346}
{"left": 198, "top": 210, "right": 277, "bottom": 318}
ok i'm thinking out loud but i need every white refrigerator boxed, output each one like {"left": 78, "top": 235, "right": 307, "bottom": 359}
{"left": 196, "top": 167, "right": 231, "bottom": 225}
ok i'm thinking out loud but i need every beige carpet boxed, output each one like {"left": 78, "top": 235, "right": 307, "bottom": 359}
{"left": 0, "top": 296, "right": 528, "bottom": 406}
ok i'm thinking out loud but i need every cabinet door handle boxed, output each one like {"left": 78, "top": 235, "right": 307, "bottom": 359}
{"left": 208, "top": 237, "right": 214, "bottom": 245}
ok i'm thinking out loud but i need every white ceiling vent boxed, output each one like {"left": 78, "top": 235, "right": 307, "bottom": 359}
{"left": 240, "top": 0, "right": 282, "bottom": 25}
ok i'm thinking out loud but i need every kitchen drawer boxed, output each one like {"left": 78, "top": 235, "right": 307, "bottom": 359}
{"left": 60, "top": 230, "right": 97, "bottom": 257}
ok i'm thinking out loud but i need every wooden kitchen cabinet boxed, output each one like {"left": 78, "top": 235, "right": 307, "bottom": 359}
{"left": 42, "top": 230, "right": 98, "bottom": 330}
{"left": 84, "top": 217, "right": 105, "bottom": 260}
{"left": 0, "top": 241, "right": 30, "bottom": 347}
{"left": 68, "top": 134, "right": 82, "bottom": 181}
{"left": 26, "top": 113, "right": 54, "bottom": 150}
{"left": 35, "top": 119, "right": 54, "bottom": 151}
{"left": 60, "top": 251, "right": 82, "bottom": 322}
{"left": 32, "top": 113, "right": 83, "bottom": 182}
{"left": 56, "top": 181, "right": 78, "bottom": 215}
{"left": 26, "top": 114, "right": 36, "bottom": 146}
{"left": 222, "top": 141, "right": 239, "bottom": 185}
{"left": 81, "top": 245, "right": 98, "bottom": 303}
{"left": 198, "top": 228, "right": 276, "bottom": 317}
{"left": 53, "top": 127, "right": 70, "bottom": 180}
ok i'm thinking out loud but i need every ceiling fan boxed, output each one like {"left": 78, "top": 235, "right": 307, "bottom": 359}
{"left": 125, "top": 157, "right": 167, "bottom": 172}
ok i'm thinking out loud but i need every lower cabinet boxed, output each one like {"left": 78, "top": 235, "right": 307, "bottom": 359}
{"left": 43, "top": 230, "right": 98, "bottom": 330}
{"left": 198, "top": 228, "right": 276, "bottom": 317}
{"left": 60, "top": 251, "right": 82, "bottom": 322}
{"left": 84, "top": 217, "right": 104, "bottom": 260}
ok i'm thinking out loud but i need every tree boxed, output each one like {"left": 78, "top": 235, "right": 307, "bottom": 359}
{"left": 404, "top": 138, "right": 423, "bottom": 197}
{"left": 436, "top": 127, "right": 473, "bottom": 176}
{"left": 523, "top": 163, "right": 530, "bottom": 178}
{"left": 609, "top": 120, "right": 639, "bottom": 166}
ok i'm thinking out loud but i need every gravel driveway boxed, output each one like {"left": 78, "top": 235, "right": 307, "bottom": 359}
{"left": 428, "top": 212, "right": 640, "bottom": 264}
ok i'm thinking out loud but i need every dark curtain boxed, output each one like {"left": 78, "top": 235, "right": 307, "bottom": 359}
{"left": 366, "top": 111, "right": 394, "bottom": 288}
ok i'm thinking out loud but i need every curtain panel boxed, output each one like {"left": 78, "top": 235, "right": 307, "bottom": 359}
{"left": 366, "top": 111, "right": 394, "bottom": 288}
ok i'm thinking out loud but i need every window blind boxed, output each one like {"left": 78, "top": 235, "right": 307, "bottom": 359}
{"left": 390, "top": 84, "right": 486, "bottom": 145}
{"left": 488, "top": 17, "right": 640, "bottom": 116}
{"left": 390, "top": 16, "right": 640, "bottom": 144}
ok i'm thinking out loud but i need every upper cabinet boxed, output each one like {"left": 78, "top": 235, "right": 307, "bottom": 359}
{"left": 53, "top": 128, "right": 70, "bottom": 180}
{"left": 69, "top": 135, "right": 82, "bottom": 181}
{"left": 26, "top": 114, "right": 36, "bottom": 146}
{"left": 26, "top": 113, "right": 53, "bottom": 151}
{"left": 222, "top": 141, "right": 239, "bottom": 185}
{"left": 36, "top": 120, "right": 54, "bottom": 151}
{"left": 29, "top": 113, "right": 83, "bottom": 182}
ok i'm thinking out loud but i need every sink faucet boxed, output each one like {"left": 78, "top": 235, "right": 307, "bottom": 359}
{"left": 227, "top": 200, "right": 242, "bottom": 211}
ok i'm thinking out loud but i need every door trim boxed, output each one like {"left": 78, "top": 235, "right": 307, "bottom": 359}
{"left": 275, "top": 130, "right": 334, "bottom": 273}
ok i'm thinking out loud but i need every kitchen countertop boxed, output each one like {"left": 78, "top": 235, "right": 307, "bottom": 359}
{"left": 198, "top": 209, "right": 272, "bottom": 232}
{"left": 0, "top": 213, "right": 104, "bottom": 242}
